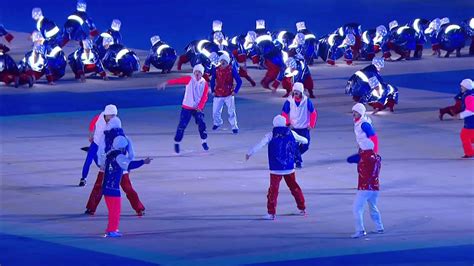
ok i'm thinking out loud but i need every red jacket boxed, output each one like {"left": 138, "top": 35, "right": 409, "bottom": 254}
{"left": 214, "top": 65, "right": 234, "bottom": 97}
{"left": 357, "top": 150, "right": 381, "bottom": 191}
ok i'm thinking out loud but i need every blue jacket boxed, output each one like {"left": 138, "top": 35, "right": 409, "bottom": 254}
{"left": 144, "top": 41, "right": 177, "bottom": 70}
{"left": 0, "top": 52, "right": 19, "bottom": 74}
{"left": 277, "top": 58, "right": 311, "bottom": 83}
{"left": 102, "top": 149, "right": 144, "bottom": 197}
{"left": 268, "top": 127, "right": 296, "bottom": 171}
{"left": 67, "top": 47, "right": 105, "bottom": 74}
{"left": 439, "top": 24, "right": 466, "bottom": 51}
{"left": 102, "top": 44, "right": 139, "bottom": 75}
{"left": 63, "top": 11, "right": 97, "bottom": 41}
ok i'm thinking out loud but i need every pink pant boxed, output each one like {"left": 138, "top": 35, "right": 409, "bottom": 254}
{"left": 105, "top": 196, "right": 121, "bottom": 232}
{"left": 460, "top": 128, "right": 474, "bottom": 157}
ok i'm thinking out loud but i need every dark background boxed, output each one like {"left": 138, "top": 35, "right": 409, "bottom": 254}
{"left": 1, "top": 0, "right": 472, "bottom": 51}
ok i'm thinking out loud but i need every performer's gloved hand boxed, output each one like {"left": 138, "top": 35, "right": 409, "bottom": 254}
{"left": 237, "top": 54, "right": 247, "bottom": 63}
{"left": 141, "top": 65, "right": 150, "bottom": 72}
{"left": 251, "top": 55, "right": 259, "bottom": 64}
{"left": 5, "top": 33, "right": 14, "bottom": 43}
{"left": 374, "top": 45, "right": 380, "bottom": 53}
{"left": 271, "top": 80, "right": 280, "bottom": 89}
{"left": 89, "top": 29, "right": 99, "bottom": 37}
{"left": 347, "top": 153, "right": 360, "bottom": 164}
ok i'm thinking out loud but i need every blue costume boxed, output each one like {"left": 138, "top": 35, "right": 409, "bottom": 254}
{"left": 387, "top": 24, "right": 417, "bottom": 60}
{"left": 360, "top": 29, "right": 376, "bottom": 61}
{"left": 177, "top": 40, "right": 219, "bottom": 81}
{"left": 102, "top": 44, "right": 140, "bottom": 77}
{"left": 346, "top": 64, "right": 399, "bottom": 112}
{"left": 410, "top": 18, "right": 430, "bottom": 59}
{"left": 316, "top": 33, "right": 354, "bottom": 65}
{"left": 68, "top": 44, "right": 106, "bottom": 80}
{"left": 18, "top": 44, "right": 65, "bottom": 85}
{"left": 460, "top": 18, "right": 474, "bottom": 55}
{"left": 62, "top": 1, "right": 99, "bottom": 44}
{"left": 438, "top": 23, "right": 467, "bottom": 57}
{"left": 142, "top": 39, "right": 177, "bottom": 73}
{"left": 0, "top": 44, "right": 25, "bottom": 87}
{"left": 335, "top": 23, "right": 363, "bottom": 60}
{"left": 294, "top": 24, "right": 318, "bottom": 65}
{"left": 274, "top": 57, "right": 314, "bottom": 98}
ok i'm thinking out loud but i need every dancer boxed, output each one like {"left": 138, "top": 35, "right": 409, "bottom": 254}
{"left": 347, "top": 103, "right": 384, "bottom": 238}
{"left": 160, "top": 64, "right": 210, "bottom": 154}
{"left": 102, "top": 136, "right": 152, "bottom": 238}
{"left": 246, "top": 115, "right": 308, "bottom": 220}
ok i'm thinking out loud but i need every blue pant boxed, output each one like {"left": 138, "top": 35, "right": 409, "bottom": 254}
{"left": 174, "top": 108, "right": 207, "bottom": 142}
{"left": 293, "top": 128, "right": 310, "bottom": 163}
{"left": 81, "top": 141, "right": 99, "bottom": 180}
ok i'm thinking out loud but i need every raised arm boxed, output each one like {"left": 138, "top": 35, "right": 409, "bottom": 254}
{"left": 246, "top": 132, "right": 272, "bottom": 159}
{"left": 291, "top": 130, "right": 308, "bottom": 144}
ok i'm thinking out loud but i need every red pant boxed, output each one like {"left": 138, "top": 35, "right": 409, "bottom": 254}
{"left": 177, "top": 54, "right": 189, "bottom": 70}
{"left": 0, "top": 73, "right": 15, "bottom": 85}
{"left": 105, "top": 196, "right": 121, "bottom": 232}
{"left": 238, "top": 67, "right": 256, "bottom": 86}
{"left": 86, "top": 171, "right": 145, "bottom": 213}
{"left": 440, "top": 100, "right": 462, "bottom": 117}
{"left": 267, "top": 173, "right": 306, "bottom": 215}
{"left": 460, "top": 128, "right": 474, "bottom": 157}
{"left": 261, "top": 60, "right": 281, "bottom": 87}
{"left": 281, "top": 76, "right": 314, "bottom": 96}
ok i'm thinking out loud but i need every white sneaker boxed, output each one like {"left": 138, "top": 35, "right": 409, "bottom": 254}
{"left": 263, "top": 214, "right": 276, "bottom": 220}
{"left": 370, "top": 229, "right": 384, "bottom": 234}
{"left": 351, "top": 231, "right": 367, "bottom": 238}
{"left": 297, "top": 210, "right": 307, "bottom": 216}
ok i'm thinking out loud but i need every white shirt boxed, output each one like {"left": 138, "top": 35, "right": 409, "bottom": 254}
{"left": 92, "top": 112, "right": 106, "bottom": 145}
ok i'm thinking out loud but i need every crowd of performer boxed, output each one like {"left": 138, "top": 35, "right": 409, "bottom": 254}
{"left": 1, "top": 1, "right": 473, "bottom": 239}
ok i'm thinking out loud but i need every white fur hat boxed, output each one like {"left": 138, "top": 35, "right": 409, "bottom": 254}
{"left": 273, "top": 115, "right": 287, "bottom": 127}
{"left": 193, "top": 64, "right": 205, "bottom": 74}
{"left": 104, "top": 104, "right": 118, "bottom": 115}
{"left": 352, "top": 103, "right": 366, "bottom": 116}
{"left": 219, "top": 53, "right": 230, "bottom": 64}
{"left": 292, "top": 82, "right": 304, "bottom": 93}
{"left": 113, "top": 136, "right": 128, "bottom": 150}
{"left": 107, "top": 116, "right": 122, "bottom": 129}
{"left": 460, "top": 79, "right": 473, "bottom": 90}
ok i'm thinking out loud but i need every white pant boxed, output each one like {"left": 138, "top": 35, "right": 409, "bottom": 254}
{"left": 213, "top": 96, "right": 238, "bottom": 129}
{"left": 353, "top": 190, "right": 384, "bottom": 232}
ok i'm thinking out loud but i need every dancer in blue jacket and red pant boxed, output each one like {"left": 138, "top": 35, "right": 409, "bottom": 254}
{"left": 246, "top": 115, "right": 308, "bottom": 220}
{"left": 102, "top": 135, "right": 152, "bottom": 238}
